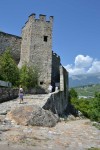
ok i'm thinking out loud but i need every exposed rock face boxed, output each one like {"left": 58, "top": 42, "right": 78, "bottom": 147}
{"left": 7, "top": 105, "right": 59, "bottom": 127}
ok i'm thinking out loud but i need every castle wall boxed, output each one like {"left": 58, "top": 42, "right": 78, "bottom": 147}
{"left": 43, "top": 91, "right": 68, "bottom": 115}
{"left": 0, "top": 32, "right": 21, "bottom": 63}
{"left": 52, "top": 52, "right": 60, "bottom": 90}
{"left": 43, "top": 66, "right": 69, "bottom": 115}
{"left": 19, "top": 14, "right": 54, "bottom": 91}
{"left": 60, "top": 65, "right": 69, "bottom": 100}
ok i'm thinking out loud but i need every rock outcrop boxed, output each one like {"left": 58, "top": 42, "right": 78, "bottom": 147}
{"left": 7, "top": 105, "right": 59, "bottom": 127}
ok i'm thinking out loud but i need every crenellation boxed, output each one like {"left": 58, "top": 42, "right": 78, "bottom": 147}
{"left": 39, "top": 14, "right": 46, "bottom": 21}
{"left": 53, "top": 52, "right": 60, "bottom": 58}
{"left": 50, "top": 16, "right": 54, "bottom": 23}
{"left": 27, "top": 14, "right": 54, "bottom": 23}
{"left": 28, "top": 13, "right": 36, "bottom": 21}
{"left": 29, "top": 13, "right": 36, "bottom": 17}
{"left": 35, "top": 19, "right": 40, "bottom": 22}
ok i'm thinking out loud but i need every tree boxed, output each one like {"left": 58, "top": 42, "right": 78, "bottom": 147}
{"left": 0, "top": 49, "right": 19, "bottom": 86}
{"left": 88, "top": 92, "right": 100, "bottom": 122}
{"left": 19, "top": 63, "right": 38, "bottom": 89}
{"left": 69, "top": 88, "right": 78, "bottom": 99}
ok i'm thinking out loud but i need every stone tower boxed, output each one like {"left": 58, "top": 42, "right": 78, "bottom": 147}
{"left": 19, "top": 14, "right": 54, "bottom": 90}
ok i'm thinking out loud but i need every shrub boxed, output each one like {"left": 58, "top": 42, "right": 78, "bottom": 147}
{"left": 19, "top": 63, "right": 38, "bottom": 89}
{"left": 69, "top": 88, "right": 100, "bottom": 122}
{"left": 0, "top": 49, "right": 19, "bottom": 86}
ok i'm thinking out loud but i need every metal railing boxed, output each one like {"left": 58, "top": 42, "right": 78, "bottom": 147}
{"left": 0, "top": 80, "right": 12, "bottom": 87}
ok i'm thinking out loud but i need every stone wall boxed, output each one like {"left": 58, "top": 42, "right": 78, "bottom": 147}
{"left": 0, "top": 87, "right": 19, "bottom": 103}
{"left": 52, "top": 52, "right": 60, "bottom": 85}
{"left": 43, "top": 66, "right": 69, "bottom": 115}
{"left": 0, "top": 32, "right": 21, "bottom": 64}
{"left": 19, "top": 14, "right": 54, "bottom": 91}
{"left": 60, "top": 66, "right": 69, "bottom": 94}
{"left": 43, "top": 91, "right": 68, "bottom": 115}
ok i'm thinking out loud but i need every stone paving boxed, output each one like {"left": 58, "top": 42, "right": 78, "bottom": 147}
{"left": 0, "top": 94, "right": 49, "bottom": 115}
{"left": 0, "top": 96, "right": 100, "bottom": 150}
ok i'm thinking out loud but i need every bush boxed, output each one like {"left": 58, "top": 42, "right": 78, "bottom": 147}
{"left": 19, "top": 63, "right": 38, "bottom": 89}
{"left": 69, "top": 88, "right": 100, "bottom": 122}
{"left": 0, "top": 49, "right": 19, "bottom": 86}
{"left": 88, "top": 94, "right": 100, "bottom": 122}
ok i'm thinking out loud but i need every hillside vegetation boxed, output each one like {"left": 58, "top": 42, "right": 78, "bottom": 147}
{"left": 69, "top": 88, "right": 100, "bottom": 122}
{"left": 74, "top": 84, "right": 100, "bottom": 97}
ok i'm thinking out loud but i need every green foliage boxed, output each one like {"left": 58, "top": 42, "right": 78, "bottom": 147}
{"left": 92, "top": 123, "right": 100, "bottom": 130}
{"left": 87, "top": 148, "right": 100, "bottom": 150}
{"left": 69, "top": 88, "right": 78, "bottom": 98}
{"left": 88, "top": 93, "right": 100, "bottom": 122}
{"left": 0, "top": 49, "right": 19, "bottom": 86}
{"left": 19, "top": 63, "right": 38, "bottom": 89}
{"left": 74, "top": 84, "right": 100, "bottom": 97}
{"left": 71, "top": 97, "right": 90, "bottom": 118}
{"left": 0, "top": 49, "right": 39, "bottom": 89}
{"left": 69, "top": 88, "right": 100, "bottom": 122}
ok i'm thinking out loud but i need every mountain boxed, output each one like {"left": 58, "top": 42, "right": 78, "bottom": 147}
{"left": 69, "top": 72, "right": 100, "bottom": 88}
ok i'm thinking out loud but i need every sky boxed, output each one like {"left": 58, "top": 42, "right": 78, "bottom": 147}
{"left": 0, "top": 0, "right": 100, "bottom": 76}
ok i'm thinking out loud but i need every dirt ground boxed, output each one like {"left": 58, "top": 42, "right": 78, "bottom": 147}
{"left": 0, "top": 119, "right": 100, "bottom": 150}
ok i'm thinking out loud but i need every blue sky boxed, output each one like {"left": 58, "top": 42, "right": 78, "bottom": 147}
{"left": 0, "top": 0, "right": 100, "bottom": 76}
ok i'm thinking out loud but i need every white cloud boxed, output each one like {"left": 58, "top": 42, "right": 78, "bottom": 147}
{"left": 75, "top": 55, "right": 93, "bottom": 68}
{"left": 87, "top": 60, "right": 100, "bottom": 73}
{"left": 65, "top": 55, "right": 100, "bottom": 76}
{"left": 65, "top": 64, "right": 85, "bottom": 75}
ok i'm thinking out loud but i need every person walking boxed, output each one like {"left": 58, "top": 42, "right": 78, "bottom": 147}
{"left": 19, "top": 86, "right": 24, "bottom": 104}
{"left": 48, "top": 84, "right": 52, "bottom": 93}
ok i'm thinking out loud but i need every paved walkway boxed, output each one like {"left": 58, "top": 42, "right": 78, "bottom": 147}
{"left": 0, "top": 94, "right": 49, "bottom": 115}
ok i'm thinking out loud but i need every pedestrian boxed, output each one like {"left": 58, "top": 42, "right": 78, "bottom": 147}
{"left": 19, "top": 85, "right": 24, "bottom": 104}
{"left": 48, "top": 84, "right": 52, "bottom": 93}
{"left": 55, "top": 86, "right": 58, "bottom": 91}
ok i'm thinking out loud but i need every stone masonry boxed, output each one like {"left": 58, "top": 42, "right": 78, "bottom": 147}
{"left": 18, "top": 14, "right": 68, "bottom": 93}
{"left": 19, "top": 14, "right": 54, "bottom": 91}
{"left": 0, "top": 32, "right": 21, "bottom": 63}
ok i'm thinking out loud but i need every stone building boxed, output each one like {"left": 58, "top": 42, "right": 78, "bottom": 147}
{"left": 0, "top": 13, "right": 68, "bottom": 94}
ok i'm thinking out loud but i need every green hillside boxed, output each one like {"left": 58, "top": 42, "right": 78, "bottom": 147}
{"left": 74, "top": 84, "right": 100, "bottom": 97}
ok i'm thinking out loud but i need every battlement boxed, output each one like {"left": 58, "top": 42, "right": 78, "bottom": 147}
{"left": 28, "top": 13, "right": 36, "bottom": 21}
{"left": 28, "top": 13, "right": 54, "bottom": 23}
{"left": 52, "top": 51, "right": 60, "bottom": 59}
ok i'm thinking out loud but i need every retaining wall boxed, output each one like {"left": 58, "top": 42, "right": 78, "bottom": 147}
{"left": 0, "top": 88, "right": 19, "bottom": 103}
{"left": 43, "top": 91, "right": 68, "bottom": 115}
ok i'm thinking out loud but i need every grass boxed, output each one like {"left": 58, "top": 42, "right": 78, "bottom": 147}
{"left": 92, "top": 123, "right": 100, "bottom": 130}
{"left": 87, "top": 148, "right": 100, "bottom": 150}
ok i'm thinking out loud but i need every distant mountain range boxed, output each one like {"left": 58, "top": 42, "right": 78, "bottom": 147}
{"left": 69, "top": 72, "right": 100, "bottom": 88}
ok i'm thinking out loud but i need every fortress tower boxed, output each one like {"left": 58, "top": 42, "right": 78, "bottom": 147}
{"left": 19, "top": 14, "right": 54, "bottom": 90}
